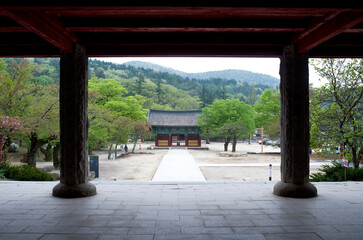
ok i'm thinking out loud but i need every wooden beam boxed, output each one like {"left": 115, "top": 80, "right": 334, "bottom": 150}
{"left": 8, "top": 10, "right": 77, "bottom": 53}
{"left": 46, "top": 7, "right": 340, "bottom": 18}
{"left": 296, "top": 11, "right": 363, "bottom": 53}
{"left": 67, "top": 27, "right": 304, "bottom": 33}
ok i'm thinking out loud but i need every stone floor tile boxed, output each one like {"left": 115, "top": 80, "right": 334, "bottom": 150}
{"left": 22, "top": 226, "right": 79, "bottom": 234}
{"left": 204, "top": 219, "right": 254, "bottom": 227}
{"left": 0, "top": 233, "right": 43, "bottom": 240}
{"left": 282, "top": 225, "right": 338, "bottom": 233}
{"left": 75, "top": 227, "right": 129, "bottom": 235}
{"left": 264, "top": 233, "right": 323, "bottom": 240}
{"left": 98, "top": 235, "right": 154, "bottom": 240}
{"left": 39, "top": 233, "right": 99, "bottom": 240}
{"left": 331, "top": 224, "right": 363, "bottom": 232}
{"left": 181, "top": 226, "right": 234, "bottom": 234}
{"left": 233, "top": 226, "right": 285, "bottom": 234}
{"left": 0, "top": 182, "right": 363, "bottom": 239}
{"left": 316, "top": 232, "right": 363, "bottom": 240}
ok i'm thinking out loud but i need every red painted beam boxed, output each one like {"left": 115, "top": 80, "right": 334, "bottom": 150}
{"left": 45, "top": 7, "right": 340, "bottom": 18}
{"left": 67, "top": 27, "right": 304, "bottom": 33}
{"left": 8, "top": 11, "right": 77, "bottom": 53}
{"left": 296, "top": 11, "right": 363, "bottom": 54}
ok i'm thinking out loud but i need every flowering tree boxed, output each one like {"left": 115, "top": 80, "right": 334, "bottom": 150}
{"left": 0, "top": 116, "right": 23, "bottom": 164}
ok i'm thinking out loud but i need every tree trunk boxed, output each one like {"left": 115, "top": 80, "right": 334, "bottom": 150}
{"left": 107, "top": 144, "right": 112, "bottom": 160}
{"left": 27, "top": 133, "right": 39, "bottom": 168}
{"left": 224, "top": 137, "right": 230, "bottom": 151}
{"left": 351, "top": 146, "right": 359, "bottom": 168}
{"left": 53, "top": 143, "right": 60, "bottom": 169}
{"left": 40, "top": 144, "right": 52, "bottom": 162}
{"left": 114, "top": 142, "right": 118, "bottom": 159}
{"left": 232, "top": 135, "right": 237, "bottom": 152}
{"left": 0, "top": 137, "right": 11, "bottom": 163}
{"left": 132, "top": 140, "right": 137, "bottom": 153}
{"left": 27, "top": 132, "right": 47, "bottom": 168}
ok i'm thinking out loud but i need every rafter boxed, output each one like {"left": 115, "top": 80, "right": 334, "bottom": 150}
{"left": 296, "top": 11, "right": 363, "bottom": 54}
{"left": 8, "top": 10, "right": 77, "bottom": 53}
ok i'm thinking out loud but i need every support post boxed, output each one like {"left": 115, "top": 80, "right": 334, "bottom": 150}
{"left": 155, "top": 135, "right": 158, "bottom": 146}
{"left": 185, "top": 134, "right": 188, "bottom": 147}
{"left": 273, "top": 45, "right": 317, "bottom": 198}
{"left": 53, "top": 44, "right": 96, "bottom": 198}
{"left": 168, "top": 134, "right": 172, "bottom": 147}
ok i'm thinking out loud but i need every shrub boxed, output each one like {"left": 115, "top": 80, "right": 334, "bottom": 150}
{"left": 0, "top": 169, "right": 5, "bottom": 180}
{"left": 0, "top": 163, "right": 54, "bottom": 181}
{"left": 310, "top": 160, "right": 363, "bottom": 182}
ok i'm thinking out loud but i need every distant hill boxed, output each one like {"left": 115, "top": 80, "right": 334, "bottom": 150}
{"left": 124, "top": 61, "right": 280, "bottom": 87}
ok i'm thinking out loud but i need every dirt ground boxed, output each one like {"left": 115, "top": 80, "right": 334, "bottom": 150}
{"left": 5, "top": 141, "right": 326, "bottom": 182}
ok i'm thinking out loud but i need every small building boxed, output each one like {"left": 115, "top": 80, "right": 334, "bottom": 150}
{"left": 147, "top": 109, "right": 203, "bottom": 147}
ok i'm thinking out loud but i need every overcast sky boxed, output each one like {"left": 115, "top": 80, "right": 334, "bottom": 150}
{"left": 98, "top": 57, "right": 326, "bottom": 87}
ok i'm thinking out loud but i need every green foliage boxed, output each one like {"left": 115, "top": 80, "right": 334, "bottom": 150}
{"left": 0, "top": 163, "right": 54, "bottom": 181}
{"left": 310, "top": 58, "right": 363, "bottom": 168}
{"left": 310, "top": 160, "right": 363, "bottom": 182}
{"left": 0, "top": 168, "right": 5, "bottom": 179}
{"left": 254, "top": 89, "right": 280, "bottom": 127}
{"left": 198, "top": 99, "right": 255, "bottom": 151}
{"left": 88, "top": 59, "right": 273, "bottom": 109}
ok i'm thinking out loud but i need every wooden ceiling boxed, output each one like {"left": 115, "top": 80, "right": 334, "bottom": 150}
{"left": 0, "top": 1, "right": 362, "bottom": 57}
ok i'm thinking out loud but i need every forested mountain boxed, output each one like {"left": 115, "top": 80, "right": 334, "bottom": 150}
{"left": 2, "top": 58, "right": 277, "bottom": 110}
{"left": 125, "top": 60, "right": 280, "bottom": 87}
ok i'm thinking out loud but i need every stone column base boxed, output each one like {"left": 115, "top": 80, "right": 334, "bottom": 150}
{"left": 273, "top": 181, "right": 317, "bottom": 198}
{"left": 53, "top": 182, "right": 97, "bottom": 198}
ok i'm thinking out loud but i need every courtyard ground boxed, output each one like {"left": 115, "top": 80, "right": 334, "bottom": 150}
{"left": 6, "top": 141, "right": 330, "bottom": 182}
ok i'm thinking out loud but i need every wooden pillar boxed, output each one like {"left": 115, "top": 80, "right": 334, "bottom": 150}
{"left": 198, "top": 136, "right": 201, "bottom": 147}
{"left": 53, "top": 44, "right": 96, "bottom": 198}
{"left": 155, "top": 135, "right": 158, "bottom": 146}
{"left": 185, "top": 134, "right": 188, "bottom": 147}
{"left": 273, "top": 45, "right": 317, "bottom": 198}
{"left": 168, "top": 134, "right": 172, "bottom": 147}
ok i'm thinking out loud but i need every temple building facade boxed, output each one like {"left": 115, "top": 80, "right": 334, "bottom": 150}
{"left": 148, "top": 109, "right": 202, "bottom": 147}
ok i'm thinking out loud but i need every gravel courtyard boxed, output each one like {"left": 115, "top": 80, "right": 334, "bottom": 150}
{"left": 91, "top": 141, "right": 325, "bottom": 182}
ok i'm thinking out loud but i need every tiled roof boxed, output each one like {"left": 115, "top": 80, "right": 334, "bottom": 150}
{"left": 148, "top": 109, "right": 202, "bottom": 127}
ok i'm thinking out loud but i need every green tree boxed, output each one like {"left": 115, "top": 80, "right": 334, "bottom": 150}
{"left": 136, "top": 73, "right": 145, "bottom": 95}
{"left": 88, "top": 77, "right": 127, "bottom": 106}
{"left": 247, "top": 85, "right": 257, "bottom": 106}
{"left": 310, "top": 58, "right": 362, "bottom": 168}
{"left": 130, "top": 121, "right": 152, "bottom": 153}
{"left": 0, "top": 59, "right": 37, "bottom": 117}
{"left": 0, "top": 59, "right": 59, "bottom": 167}
{"left": 198, "top": 99, "right": 255, "bottom": 152}
{"left": 156, "top": 73, "right": 164, "bottom": 104}
{"left": 254, "top": 89, "right": 281, "bottom": 139}
{"left": 22, "top": 84, "right": 59, "bottom": 167}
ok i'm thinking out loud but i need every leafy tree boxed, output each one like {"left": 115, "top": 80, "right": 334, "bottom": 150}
{"left": 254, "top": 89, "right": 281, "bottom": 139}
{"left": 22, "top": 84, "right": 59, "bottom": 167}
{"left": 0, "top": 116, "right": 23, "bottom": 164}
{"left": 0, "top": 59, "right": 37, "bottom": 117}
{"left": 88, "top": 77, "right": 127, "bottom": 106}
{"left": 156, "top": 73, "right": 164, "bottom": 104}
{"left": 310, "top": 58, "right": 362, "bottom": 168}
{"left": 95, "top": 67, "right": 106, "bottom": 79}
{"left": 105, "top": 95, "right": 148, "bottom": 121}
{"left": 247, "top": 85, "right": 257, "bottom": 106}
{"left": 130, "top": 121, "right": 152, "bottom": 153}
{"left": 136, "top": 73, "right": 145, "bottom": 95}
{"left": 0, "top": 59, "right": 59, "bottom": 167}
{"left": 198, "top": 99, "right": 255, "bottom": 152}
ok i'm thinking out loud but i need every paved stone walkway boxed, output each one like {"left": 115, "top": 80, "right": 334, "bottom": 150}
{"left": 152, "top": 149, "right": 206, "bottom": 182}
{"left": 0, "top": 181, "right": 363, "bottom": 240}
